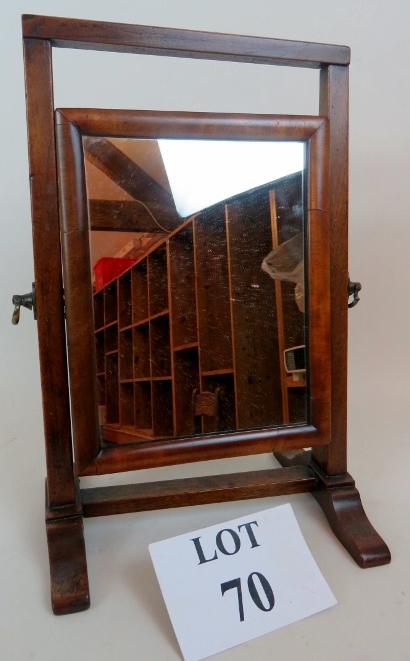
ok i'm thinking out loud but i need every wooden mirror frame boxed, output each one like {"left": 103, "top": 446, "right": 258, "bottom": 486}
{"left": 22, "top": 15, "right": 390, "bottom": 616}
{"left": 56, "top": 108, "right": 330, "bottom": 476}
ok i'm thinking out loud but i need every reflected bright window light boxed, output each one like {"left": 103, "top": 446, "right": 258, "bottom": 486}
{"left": 158, "top": 140, "right": 304, "bottom": 217}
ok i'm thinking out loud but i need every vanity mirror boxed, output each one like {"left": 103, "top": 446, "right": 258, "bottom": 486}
{"left": 57, "top": 108, "right": 326, "bottom": 476}
{"left": 20, "top": 15, "right": 390, "bottom": 615}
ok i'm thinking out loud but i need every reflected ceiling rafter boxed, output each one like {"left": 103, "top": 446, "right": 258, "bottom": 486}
{"left": 83, "top": 137, "right": 181, "bottom": 232}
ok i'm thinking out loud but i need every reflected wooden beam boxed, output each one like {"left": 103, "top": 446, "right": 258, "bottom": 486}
{"left": 83, "top": 137, "right": 181, "bottom": 231}
{"left": 89, "top": 199, "right": 172, "bottom": 232}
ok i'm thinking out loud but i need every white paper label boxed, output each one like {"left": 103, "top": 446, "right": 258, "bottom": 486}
{"left": 149, "top": 503, "right": 337, "bottom": 661}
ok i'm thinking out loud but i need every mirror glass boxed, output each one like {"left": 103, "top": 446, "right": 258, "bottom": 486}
{"left": 83, "top": 136, "right": 308, "bottom": 445}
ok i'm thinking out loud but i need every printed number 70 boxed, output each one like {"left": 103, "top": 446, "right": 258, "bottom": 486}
{"left": 221, "top": 572, "right": 275, "bottom": 622}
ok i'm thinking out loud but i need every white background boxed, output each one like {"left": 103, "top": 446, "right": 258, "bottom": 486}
{"left": 0, "top": 1, "right": 409, "bottom": 660}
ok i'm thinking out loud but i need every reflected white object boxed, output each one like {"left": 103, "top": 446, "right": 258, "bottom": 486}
{"left": 283, "top": 345, "right": 306, "bottom": 377}
{"left": 262, "top": 232, "right": 305, "bottom": 312}
{"left": 159, "top": 140, "right": 304, "bottom": 217}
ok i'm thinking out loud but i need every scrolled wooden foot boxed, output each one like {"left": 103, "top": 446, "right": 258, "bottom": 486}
{"left": 45, "top": 515, "right": 90, "bottom": 614}
{"left": 274, "top": 450, "right": 391, "bottom": 568}
{"left": 312, "top": 486, "right": 391, "bottom": 568}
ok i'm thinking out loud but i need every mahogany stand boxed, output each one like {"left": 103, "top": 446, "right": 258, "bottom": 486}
{"left": 21, "top": 15, "right": 390, "bottom": 615}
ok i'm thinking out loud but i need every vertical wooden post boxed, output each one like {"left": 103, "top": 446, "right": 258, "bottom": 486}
{"left": 23, "top": 38, "right": 77, "bottom": 508}
{"left": 23, "top": 37, "right": 89, "bottom": 613}
{"left": 312, "top": 64, "right": 349, "bottom": 475}
{"left": 275, "top": 65, "right": 390, "bottom": 567}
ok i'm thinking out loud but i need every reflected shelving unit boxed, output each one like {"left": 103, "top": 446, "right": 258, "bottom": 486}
{"left": 93, "top": 174, "right": 306, "bottom": 446}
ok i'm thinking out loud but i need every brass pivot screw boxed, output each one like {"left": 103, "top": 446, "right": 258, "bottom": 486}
{"left": 12, "top": 283, "right": 37, "bottom": 324}
{"left": 348, "top": 277, "right": 362, "bottom": 308}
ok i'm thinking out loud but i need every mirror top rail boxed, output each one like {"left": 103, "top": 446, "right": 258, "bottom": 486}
{"left": 22, "top": 15, "right": 350, "bottom": 69}
{"left": 56, "top": 108, "right": 327, "bottom": 140}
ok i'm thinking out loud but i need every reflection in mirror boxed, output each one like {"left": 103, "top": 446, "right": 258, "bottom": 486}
{"left": 83, "top": 136, "right": 307, "bottom": 446}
